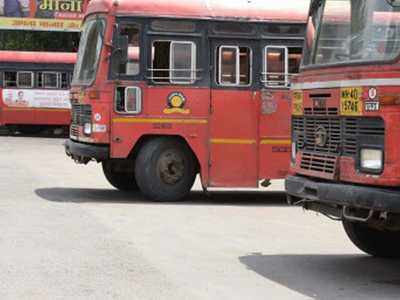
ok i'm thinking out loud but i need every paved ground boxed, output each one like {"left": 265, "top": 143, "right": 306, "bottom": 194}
{"left": 1, "top": 136, "right": 400, "bottom": 299}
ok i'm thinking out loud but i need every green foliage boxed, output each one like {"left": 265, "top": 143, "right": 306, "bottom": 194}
{"left": 0, "top": 30, "right": 80, "bottom": 52}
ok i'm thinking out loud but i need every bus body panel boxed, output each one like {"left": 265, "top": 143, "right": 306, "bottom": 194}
{"left": 258, "top": 89, "right": 291, "bottom": 180}
{"left": 67, "top": 0, "right": 309, "bottom": 190}
{"left": 0, "top": 51, "right": 76, "bottom": 129}
{"left": 209, "top": 89, "right": 258, "bottom": 187}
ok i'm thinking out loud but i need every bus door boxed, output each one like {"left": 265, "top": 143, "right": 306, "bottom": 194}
{"left": 208, "top": 40, "right": 259, "bottom": 187}
{"left": 258, "top": 45, "right": 302, "bottom": 179}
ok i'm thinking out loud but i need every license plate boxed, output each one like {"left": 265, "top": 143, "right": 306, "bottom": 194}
{"left": 365, "top": 101, "right": 379, "bottom": 112}
{"left": 340, "top": 87, "right": 362, "bottom": 116}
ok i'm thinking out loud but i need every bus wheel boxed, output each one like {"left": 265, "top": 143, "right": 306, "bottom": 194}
{"left": 102, "top": 159, "right": 138, "bottom": 191}
{"left": 135, "top": 138, "right": 196, "bottom": 202}
{"left": 343, "top": 220, "right": 400, "bottom": 258}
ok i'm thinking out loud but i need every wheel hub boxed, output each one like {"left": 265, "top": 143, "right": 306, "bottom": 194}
{"left": 157, "top": 150, "right": 184, "bottom": 185}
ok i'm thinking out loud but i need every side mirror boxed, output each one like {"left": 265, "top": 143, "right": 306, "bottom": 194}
{"left": 111, "top": 35, "right": 128, "bottom": 74}
{"left": 115, "top": 35, "right": 129, "bottom": 63}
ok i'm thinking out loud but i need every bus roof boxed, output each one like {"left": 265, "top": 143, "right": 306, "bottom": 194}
{"left": 86, "top": 0, "right": 310, "bottom": 23}
{"left": 0, "top": 51, "right": 77, "bottom": 64}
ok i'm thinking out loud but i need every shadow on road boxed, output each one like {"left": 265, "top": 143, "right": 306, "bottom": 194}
{"left": 35, "top": 188, "right": 287, "bottom": 206}
{"left": 0, "top": 126, "right": 68, "bottom": 139}
{"left": 239, "top": 253, "right": 400, "bottom": 299}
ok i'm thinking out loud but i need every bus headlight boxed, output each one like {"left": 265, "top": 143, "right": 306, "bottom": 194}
{"left": 83, "top": 123, "right": 92, "bottom": 135}
{"left": 360, "top": 148, "right": 383, "bottom": 171}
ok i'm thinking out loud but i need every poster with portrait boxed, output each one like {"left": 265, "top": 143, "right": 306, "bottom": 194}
{"left": 2, "top": 89, "right": 71, "bottom": 109}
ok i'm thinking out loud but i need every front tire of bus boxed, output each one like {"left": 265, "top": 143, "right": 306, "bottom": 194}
{"left": 343, "top": 220, "right": 400, "bottom": 258}
{"left": 135, "top": 138, "right": 196, "bottom": 202}
{"left": 102, "top": 159, "right": 138, "bottom": 191}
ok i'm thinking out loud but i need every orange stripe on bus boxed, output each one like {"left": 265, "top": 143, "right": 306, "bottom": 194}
{"left": 210, "top": 138, "right": 256, "bottom": 145}
{"left": 113, "top": 118, "right": 208, "bottom": 125}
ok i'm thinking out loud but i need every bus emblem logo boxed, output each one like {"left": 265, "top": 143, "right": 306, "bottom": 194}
{"left": 163, "top": 92, "right": 190, "bottom": 114}
{"left": 315, "top": 125, "right": 328, "bottom": 147}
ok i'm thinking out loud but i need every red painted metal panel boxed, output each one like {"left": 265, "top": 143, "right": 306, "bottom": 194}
{"left": 208, "top": 89, "right": 258, "bottom": 187}
{"left": 258, "top": 89, "right": 291, "bottom": 179}
{"left": 0, "top": 51, "right": 76, "bottom": 64}
{"left": 86, "top": 0, "right": 309, "bottom": 23}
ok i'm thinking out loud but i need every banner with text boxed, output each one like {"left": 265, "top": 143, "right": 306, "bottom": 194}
{"left": 2, "top": 89, "right": 71, "bottom": 109}
{"left": 0, "top": 0, "right": 87, "bottom": 31}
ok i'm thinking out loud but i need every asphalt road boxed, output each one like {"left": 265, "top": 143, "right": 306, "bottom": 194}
{"left": 1, "top": 136, "right": 400, "bottom": 299}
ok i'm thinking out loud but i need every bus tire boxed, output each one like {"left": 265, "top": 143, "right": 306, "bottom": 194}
{"left": 343, "top": 220, "right": 400, "bottom": 258}
{"left": 135, "top": 138, "right": 196, "bottom": 202}
{"left": 102, "top": 159, "right": 138, "bottom": 191}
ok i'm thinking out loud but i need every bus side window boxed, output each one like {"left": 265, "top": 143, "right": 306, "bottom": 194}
{"left": 17, "top": 72, "right": 34, "bottom": 88}
{"left": 4, "top": 71, "right": 17, "bottom": 87}
{"left": 288, "top": 47, "right": 303, "bottom": 78}
{"left": 217, "top": 46, "right": 251, "bottom": 86}
{"left": 263, "top": 46, "right": 288, "bottom": 88}
{"left": 151, "top": 40, "right": 197, "bottom": 84}
{"left": 118, "top": 24, "right": 140, "bottom": 76}
{"left": 61, "top": 73, "right": 70, "bottom": 89}
{"left": 42, "top": 72, "right": 59, "bottom": 89}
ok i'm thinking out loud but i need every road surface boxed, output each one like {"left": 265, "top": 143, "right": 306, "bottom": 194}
{"left": 1, "top": 136, "right": 399, "bottom": 299}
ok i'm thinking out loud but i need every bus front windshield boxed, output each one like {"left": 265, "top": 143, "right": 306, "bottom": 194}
{"left": 72, "top": 17, "right": 105, "bottom": 86}
{"left": 303, "top": 0, "right": 400, "bottom": 67}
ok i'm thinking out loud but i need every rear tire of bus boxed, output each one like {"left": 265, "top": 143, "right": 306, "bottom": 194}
{"left": 135, "top": 138, "right": 196, "bottom": 202}
{"left": 102, "top": 159, "right": 138, "bottom": 191}
{"left": 343, "top": 220, "right": 400, "bottom": 258}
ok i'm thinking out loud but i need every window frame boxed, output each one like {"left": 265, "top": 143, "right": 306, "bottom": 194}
{"left": 216, "top": 45, "right": 252, "bottom": 87}
{"left": 16, "top": 71, "right": 34, "bottom": 88}
{"left": 124, "top": 86, "right": 142, "bottom": 114}
{"left": 114, "top": 86, "right": 142, "bottom": 115}
{"left": 41, "top": 72, "right": 60, "bottom": 89}
{"left": 263, "top": 45, "right": 289, "bottom": 88}
{"left": 169, "top": 40, "right": 197, "bottom": 85}
{"left": 109, "top": 20, "right": 143, "bottom": 80}
{"left": 150, "top": 39, "right": 198, "bottom": 85}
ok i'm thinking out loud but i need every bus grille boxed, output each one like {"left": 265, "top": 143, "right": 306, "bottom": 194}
{"left": 71, "top": 104, "right": 92, "bottom": 126}
{"left": 70, "top": 124, "right": 79, "bottom": 137}
{"left": 300, "top": 152, "right": 337, "bottom": 176}
{"left": 293, "top": 116, "right": 384, "bottom": 176}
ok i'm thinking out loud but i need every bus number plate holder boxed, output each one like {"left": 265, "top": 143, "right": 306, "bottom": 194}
{"left": 340, "top": 87, "right": 362, "bottom": 116}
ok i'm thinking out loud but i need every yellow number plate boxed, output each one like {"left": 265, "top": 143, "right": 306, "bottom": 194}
{"left": 340, "top": 87, "right": 362, "bottom": 116}
{"left": 292, "top": 91, "right": 303, "bottom": 116}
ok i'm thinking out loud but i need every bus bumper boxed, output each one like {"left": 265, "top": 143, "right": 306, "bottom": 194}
{"left": 65, "top": 139, "right": 109, "bottom": 164}
{"left": 285, "top": 175, "right": 400, "bottom": 214}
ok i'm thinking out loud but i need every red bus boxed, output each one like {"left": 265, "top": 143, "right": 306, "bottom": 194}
{"left": 0, "top": 51, "right": 76, "bottom": 134}
{"left": 65, "top": 0, "right": 309, "bottom": 201}
{"left": 286, "top": 0, "right": 400, "bottom": 257}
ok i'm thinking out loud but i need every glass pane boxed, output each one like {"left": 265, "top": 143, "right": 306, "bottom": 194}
{"left": 43, "top": 73, "right": 58, "bottom": 88}
{"left": 73, "top": 18, "right": 105, "bottom": 85}
{"left": 239, "top": 47, "right": 251, "bottom": 85}
{"left": 266, "top": 47, "right": 286, "bottom": 86}
{"left": 119, "top": 25, "right": 140, "bottom": 76}
{"left": 4, "top": 72, "right": 17, "bottom": 87}
{"left": 313, "top": 0, "right": 400, "bottom": 65}
{"left": 61, "top": 73, "right": 69, "bottom": 89}
{"left": 171, "top": 42, "right": 194, "bottom": 83}
{"left": 125, "top": 88, "right": 140, "bottom": 112}
{"left": 314, "top": 0, "right": 351, "bottom": 65}
{"left": 220, "top": 47, "right": 238, "bottom": 84}
{"left": 288, "top": 48, "right": 302, "bottom": 74}
{"left": 17, "top": 72, "right": 32, "bottom": 88}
